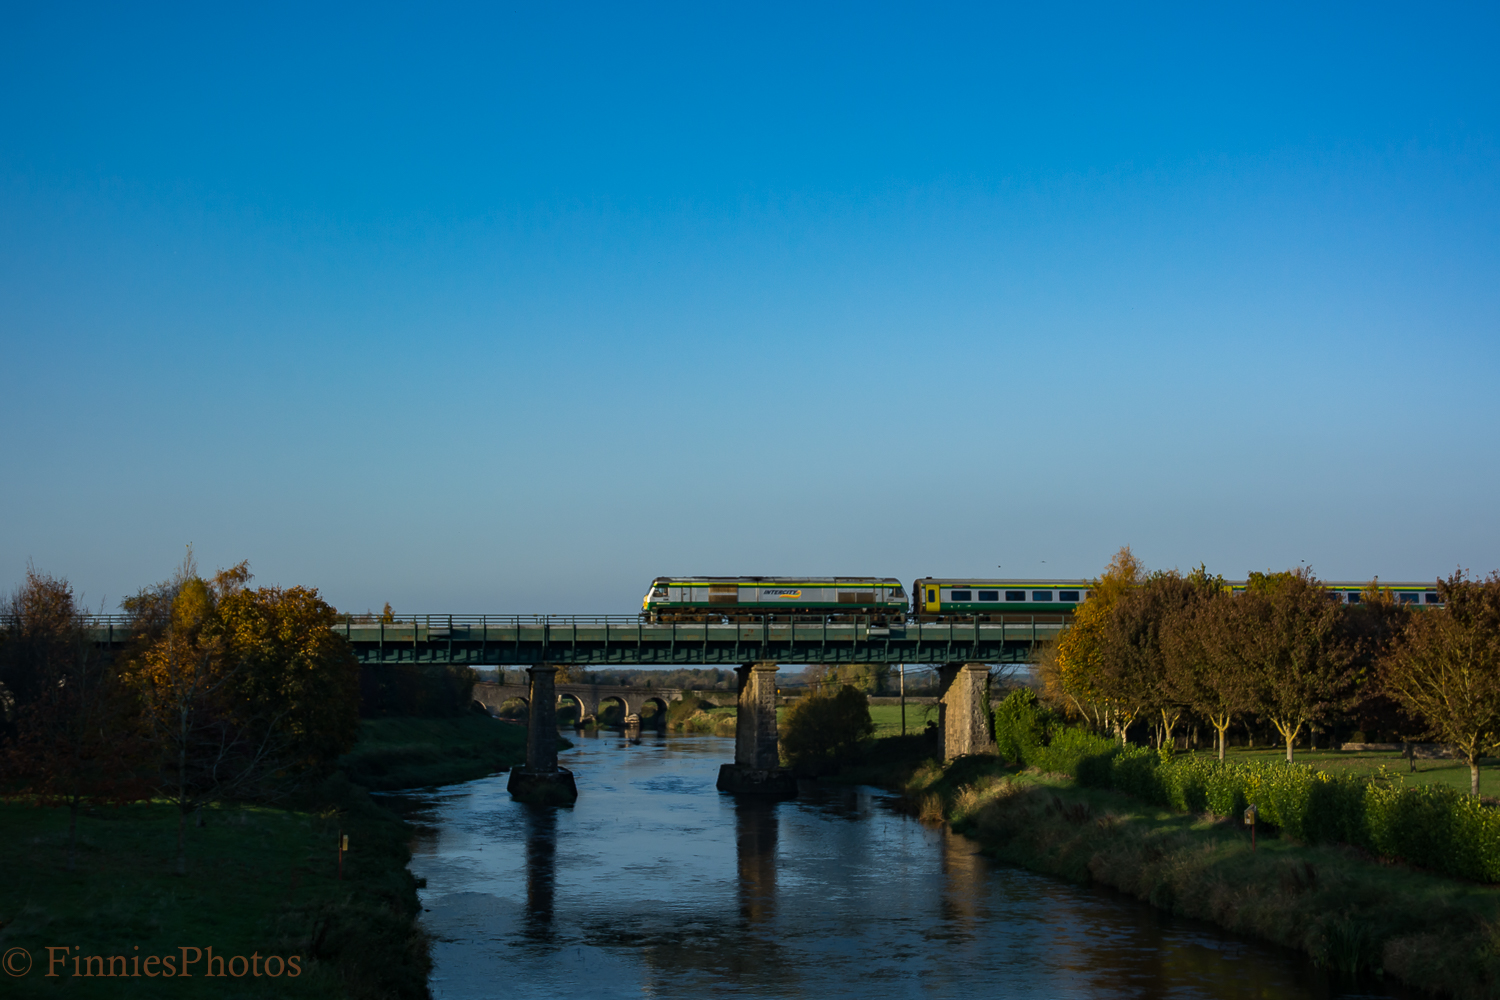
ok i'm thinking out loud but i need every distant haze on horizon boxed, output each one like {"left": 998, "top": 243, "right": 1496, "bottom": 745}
{"left": 3, "top": 3, "right": 1497, "bottom": 615}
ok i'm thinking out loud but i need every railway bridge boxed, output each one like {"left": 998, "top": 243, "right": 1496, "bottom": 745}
{"left": 86, "top": 613, "right": 1061, "bottom": 802}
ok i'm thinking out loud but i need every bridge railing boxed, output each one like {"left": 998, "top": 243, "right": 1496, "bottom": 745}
{"left": 69, "top": 612, "right": 1072, "bottom": 635}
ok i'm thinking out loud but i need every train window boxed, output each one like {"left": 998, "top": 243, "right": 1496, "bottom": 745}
{"left": 1347, "top": 592, "right": 1361, "bottom": 603}
{"left": 651, "top": 587, "right": 668, "bottom": 598}
{"left": 1033, "top": 591, "right": 1052, "bottom": 602}
{"left": 978, "top": 590, "right": 998, "bottom": 601}
{"left": 1398, "top": 593, "right": 1419, "bottom": 604}
{"left": 1426, "top": 592, "right": 1441, "bottom": 604}
{"left": 1005, "top": 591, "right": 1026, "bottom": 602}
{"left": 927, "top": 589, "right": 937, "bottom": 603}
{"left": 1059, "top": 590, "right": 1080, "bottom": 602}
{"left": 951, "top": 590, "right": 972, "bottom": 601}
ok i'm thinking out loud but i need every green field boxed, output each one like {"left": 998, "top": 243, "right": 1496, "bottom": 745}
{"left": 337, "top": 714, "right": 530, "bottom": 791}
{"left": 772, "top": 702, "right": 938, "bottom": 738}
{"left": 0, "top": 715, "right": 537, "bottom": 998}
{"left": 1178, "top": 746, "right": 1500, "bottom": 797}
{"left": 0, "top": 776, "right": 426, "bottom": 999}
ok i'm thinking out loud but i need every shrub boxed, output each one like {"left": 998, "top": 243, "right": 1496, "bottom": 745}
{"left": 1029, "top": 726, "right": 1118, "bottom": 778}
{"left": 1033, "top": 723, "right": 1500, "bottom": 883}
{"left": 993, "top": 689, "right": 1051, "bottom": 765}
{"left": 780, "top": 685, "right": 875, "bottom": 775}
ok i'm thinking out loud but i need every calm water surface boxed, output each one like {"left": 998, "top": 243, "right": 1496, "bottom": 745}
{"left": 401, "top": 733, "right": 1404, "bottom": 999}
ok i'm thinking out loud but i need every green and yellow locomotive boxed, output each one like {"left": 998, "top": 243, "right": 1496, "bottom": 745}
{"left": 641, "top": 577, "right": 907, "bottom": 624}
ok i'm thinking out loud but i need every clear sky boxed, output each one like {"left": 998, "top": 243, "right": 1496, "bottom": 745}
{"left": 3, "top": 2, "right": 1498, "bottom": 614}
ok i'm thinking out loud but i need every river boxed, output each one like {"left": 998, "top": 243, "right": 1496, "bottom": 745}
{"left": 400, "top": 732, "right": 1405, "bottom": 999}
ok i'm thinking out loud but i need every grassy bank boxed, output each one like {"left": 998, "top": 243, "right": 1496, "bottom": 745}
{"left": 884, "top": 747, "right": 1500, "bottom": 999}
{"left": 0, "top": 715, "right": 547, "bottom": 998}
{"left": 337, "top": 714, "right": 530, "bottom": 791}
{"left": 665, "top": 697, "right": 737, "bottom": 736}
{"left": 0, "top": 775, "right": 427, "bottom": 999}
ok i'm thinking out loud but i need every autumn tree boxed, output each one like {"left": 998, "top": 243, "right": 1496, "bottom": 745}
{"left": 0, "top": 568, "right": 147, "bottom": 869}
{"left": 121, "top": 554, "right": 360, "bottom": 873}
{"left": 1100, "top": 569, "right": 1215, "bottom": 750}
{"left": 215, "top": 584, "right": 360, "bottom": 777}
{"left": 1161, "top": 569, "right": 1250, "bottom": 759}
{"left": 1381, "top": 572, "right": 1500, "bottom": 796}
{"left": 1228, "top": 570, "right": 1360, "bottom": 764}
{"left": 1055, "top": 546, "right": 1144, "bottom": 740}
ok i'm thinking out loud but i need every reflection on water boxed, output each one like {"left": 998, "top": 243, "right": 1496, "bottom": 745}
{"left": 736, "top": 798, "right": 776, "bottom": 926}
{"left": 522, "top": 805, "right": 555, "bottom": 943}
{"left": 400, "top": 733, "right": 1407, "bottom": 1000}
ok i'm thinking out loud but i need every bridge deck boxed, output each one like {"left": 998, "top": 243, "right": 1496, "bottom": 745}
{"left": 82, "top": 615, "right": 1064, "bottom": 665}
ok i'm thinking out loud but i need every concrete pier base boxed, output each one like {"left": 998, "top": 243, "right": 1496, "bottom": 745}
{"left": 716, "top": 763, "right": 797, "bottom": 797}
{"left": 937, "top": 662, "right": 998, "bottom": 762}
{"left": 509, "top": 664, "right": 579, "bottom": 804}
{"left": 507, "top": 766, "right": 579, "bottom": 804}
{"left": 717, "top": 662, "right": 796, "bottom": 797}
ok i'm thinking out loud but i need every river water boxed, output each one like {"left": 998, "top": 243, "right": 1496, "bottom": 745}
{"left": 401, "top": 732, "right": 1404, "bottom": 1000}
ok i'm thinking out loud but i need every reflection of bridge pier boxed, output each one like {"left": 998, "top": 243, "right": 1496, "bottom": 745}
{"left": 522, "top": 804, "right": 558, "bottom": 943}
{"left": 717, "top": 663, "right": 796, "bottom": 797}
{"left": 507, "top": 665, "right": 579, "bottom": 803}
{"left": 735, "top": 797, "right": 778, "bottom": 925}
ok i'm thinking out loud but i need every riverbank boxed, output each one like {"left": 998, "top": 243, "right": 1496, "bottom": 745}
{"left": 0, "top": 715, "right": 534, "bottom": 999}
{"left": 866, "top": 744, "right": 1500, "bottom": 999}
{"left": 0, "top": 774, "right": 427, "bottom": 999}
{"left": 337, "top": 714, "right": 530, "bottom": 791}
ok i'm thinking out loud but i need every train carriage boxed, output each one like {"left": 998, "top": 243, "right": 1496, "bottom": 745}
{"left": 642, "top": 576, "right": 907, "bottom": 624}
{"left": 913, "top": 578, "right": 1092, "bottom": 622}
{"left": 1228, "top": 581, "right": 1442, "bottom": 606}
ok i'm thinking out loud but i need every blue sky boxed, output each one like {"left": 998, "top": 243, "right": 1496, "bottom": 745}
{"left": 2, "top": 2, "right": 1497, "bottom": 613}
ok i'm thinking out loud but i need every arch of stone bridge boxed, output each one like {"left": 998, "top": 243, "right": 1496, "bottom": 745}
{"left": 639, "top": 696, "right": 669, "bottom": 721}
{"left": 471, "top": 681, "right": 688, "bottom": 718}
{"left": 597, "top": 695, "right": 629, "bottom": 726}
{"left": 556, "top": 691, "right": 588, "bottom": 724}
{"left": 493, "top": 695, "right": 528, "bottom": 720}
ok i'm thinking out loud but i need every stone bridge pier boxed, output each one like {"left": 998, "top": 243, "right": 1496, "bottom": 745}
{"left": 507, "top": 665, "right": 579, "bottom": 804}
{"left": 716, "top": 663, "right": 796, "bottom": 797}
{"left": 937, "top": 662, "right": 997, "bottom": 762}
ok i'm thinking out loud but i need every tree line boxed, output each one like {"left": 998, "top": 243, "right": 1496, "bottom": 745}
{"left": 0, "top": 555, "right": 365, "bottom": 873}
{"left": 1039, "top": 547, "right": 1500, "bottom": 795}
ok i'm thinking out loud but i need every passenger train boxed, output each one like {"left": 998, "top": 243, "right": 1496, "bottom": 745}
{"left": 642, "top": 575, "right": 1442, "bottom": 623}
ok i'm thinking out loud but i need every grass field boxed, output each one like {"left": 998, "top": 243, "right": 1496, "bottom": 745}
{"left": 337, "top": 714, "right": 530, "bottom": 791}
{"left": 774, "top": 702, "right": 938, "bottom": 738}
{"left": 0, "top": 776, "right": 427, "bottom": 999}
{"left": 0, "top": 714, "right": 541, "bottom": 998}
{"left": 1176, "top": 746, "right": 1500, "bottom": 797}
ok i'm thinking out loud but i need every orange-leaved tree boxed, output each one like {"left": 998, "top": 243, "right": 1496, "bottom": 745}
{"left": 1054, "top": 546, "right": 1143, "bottom": 741}
{"left": 121, "top": 553, "right": 359, "bottom": 874}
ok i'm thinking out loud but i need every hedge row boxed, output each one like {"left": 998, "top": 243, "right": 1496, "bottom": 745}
{"left": 992, "top": 689, "right": 1500, "bottom": 883}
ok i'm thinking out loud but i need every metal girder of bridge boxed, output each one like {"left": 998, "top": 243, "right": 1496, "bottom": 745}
{"left": 330, "top": 619, "right": 1060, "bottom": 666}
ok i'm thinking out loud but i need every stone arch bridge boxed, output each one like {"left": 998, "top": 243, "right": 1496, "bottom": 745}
{"left": 473, "top": 681, "right": 686, "bottom": 723}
